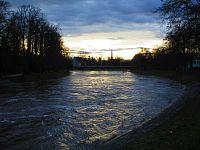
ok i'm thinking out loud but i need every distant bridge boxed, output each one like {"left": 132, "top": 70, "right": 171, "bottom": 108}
{"left": 73, "top": 66, "right": 132, "bottom": 70}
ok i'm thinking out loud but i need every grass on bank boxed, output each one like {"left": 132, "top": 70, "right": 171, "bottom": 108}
{"left": 119, "top": 71, "right": 200, "bottom": 150}
{"left": 133, "top": 70, "right": 200, "bottom": 83}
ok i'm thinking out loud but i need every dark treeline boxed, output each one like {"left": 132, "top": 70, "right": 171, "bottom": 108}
{"left": 132, "top": 50, "right": 190, "bottom": 70}
{"left": 0, "top": 0, "right": 71, "bottom": 76}
{"left": 161, "top": 0, "right": 200, "bottom": 54}
{"left": 73, "top": 56, "right": 131, "bottom": 67}
{"left": 132, "top": 0, "right": 200, "bottom": 71}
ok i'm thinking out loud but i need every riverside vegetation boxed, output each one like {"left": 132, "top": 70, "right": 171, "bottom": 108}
{"left": 0, "top": 0, "right": 71, "bottom": 76}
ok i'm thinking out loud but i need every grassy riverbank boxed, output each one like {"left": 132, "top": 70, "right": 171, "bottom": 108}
{"left": 117, "top": 71, "right": 200, "bottom": 150}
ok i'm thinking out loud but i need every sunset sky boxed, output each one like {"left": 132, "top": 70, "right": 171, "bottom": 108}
{"left": 8, "top": 0, "right": 165, "bottom": 59}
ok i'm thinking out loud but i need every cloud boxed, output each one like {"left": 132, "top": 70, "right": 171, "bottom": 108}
{"left": 7, "top": 0, "right": 163, "bottom": 37}
{"left": 64, "top": 30, "right": 163, "bottom": 50}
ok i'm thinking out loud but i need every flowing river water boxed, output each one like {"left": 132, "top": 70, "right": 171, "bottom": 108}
{"left": 0, "top": 71, "right": 185, "bottom": 150}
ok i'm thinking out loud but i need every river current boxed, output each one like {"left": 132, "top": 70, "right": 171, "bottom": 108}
{"left": 0, "top": 71, "right": 185, "bottom": 149}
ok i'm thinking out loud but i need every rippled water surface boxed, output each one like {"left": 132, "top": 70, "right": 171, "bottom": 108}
{"left": 0, "top": 71, "right": 185, "bottom": 149}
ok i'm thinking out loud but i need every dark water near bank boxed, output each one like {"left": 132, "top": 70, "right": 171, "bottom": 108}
{"left": 0, "top": 71, "right": 185, "bottom": 150}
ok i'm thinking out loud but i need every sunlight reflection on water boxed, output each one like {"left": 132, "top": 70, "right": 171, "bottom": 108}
{"left": 0, "top": 71, "right": 185, "bottom": 149}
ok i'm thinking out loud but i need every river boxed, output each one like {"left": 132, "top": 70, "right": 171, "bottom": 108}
{"left": 0, "top": 71, "right": 185, "bottom": 150}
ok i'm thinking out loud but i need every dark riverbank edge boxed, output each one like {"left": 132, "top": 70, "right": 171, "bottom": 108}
{"left": 0, "top": 70, "right": 71, "bottom": 82}
{"left": 100, "top": 71, "right": 200, "bottom": 150}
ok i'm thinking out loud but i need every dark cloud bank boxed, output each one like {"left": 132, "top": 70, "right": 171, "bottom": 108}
{"left": 7, "top": 0, "right": 163, "bottom": 36}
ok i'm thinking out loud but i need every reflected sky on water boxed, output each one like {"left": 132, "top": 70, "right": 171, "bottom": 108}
{"left": 0, "top": 71, "right": 185, "bottom": 150}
